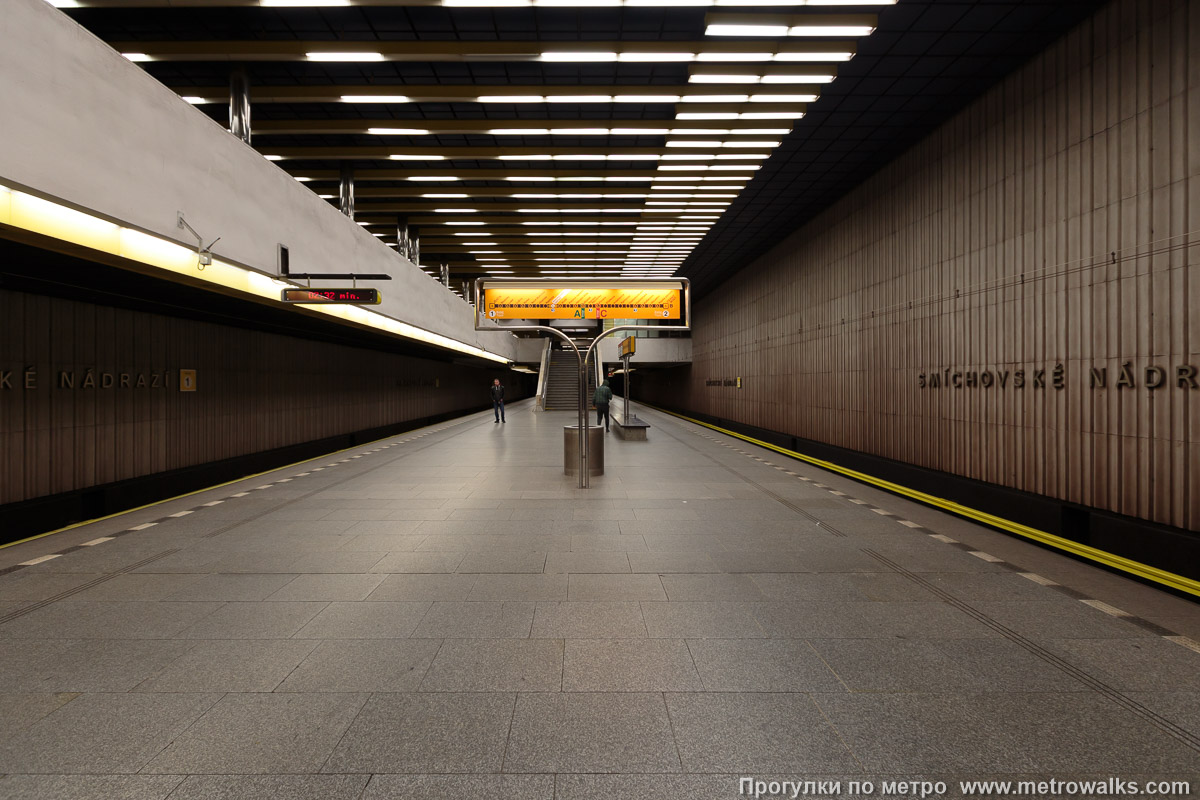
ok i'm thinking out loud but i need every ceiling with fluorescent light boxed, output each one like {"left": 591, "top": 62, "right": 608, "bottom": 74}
{"left": 55, "top": 0, "right": 1098, "bottom": 297}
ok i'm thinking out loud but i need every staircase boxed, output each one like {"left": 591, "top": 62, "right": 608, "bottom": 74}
{"left": 543, "top": 346, "right": 597, "bottom": 410}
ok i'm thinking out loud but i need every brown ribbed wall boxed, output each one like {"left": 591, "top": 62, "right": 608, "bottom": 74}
{"left": 642, "top": 0, "right": 1199, "bottom": 531}
{"left": 0, "top": 287, "right": 517, "bottom": 506}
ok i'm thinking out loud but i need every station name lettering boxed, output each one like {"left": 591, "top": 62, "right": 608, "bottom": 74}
{"left": 917, "top": 363, "right": 1198, "bottom": 391}
{"left": 0, "top": 368, "right": 177, "bottom": 391}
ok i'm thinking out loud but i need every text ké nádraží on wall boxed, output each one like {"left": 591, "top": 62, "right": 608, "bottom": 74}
{"left": 918, "top": 363, "right": 1198, "bottom": 390}
{"left": 0, "top": 368, "right": 188, "bottom": 391}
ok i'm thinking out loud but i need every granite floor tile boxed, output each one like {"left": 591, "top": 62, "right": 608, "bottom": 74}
{"left": 667, "top": 692, "right": 856, "bottom": 773}
{"left": 1043, "top": 637, "right": 1200, "bottom": 691}
{"left": 177, "top": 601, "right": 327, "bottom": 639}
{"left": 467, "top": 574, "right": 568, "bottom": 601}
{"left": 567, "top": 574, "right": 667, "bottom": 602}
{"left": 543, "top": 551, "right": 632, "bottom": 574}
{"left": 420, "top": 638, "right": 563, "bottom": 691}
{"left": 660, "top": 574, "right": 767, "bottom": 601}
{"left": 968, "top": 601, "right": 1157, "bottom": 640}
{"left": 2, "top": 639, "right": 197, "bottom": 692}
{"left": 412, "top": 602, "right": 534, "bottom": 638}
{"left": 338, "top": 533, "right": 425, "bottom": 551}
{"left": 0, "top": 692, "right": 80, "bottom": 744}
{"left": 0, "top": 775, "right": 185, "bottom": 800}
{"left": 266, "top": 574, "right": 386, "bottom": 601}
{"left": 0, "top": 572, "right": 103, "bottom": 602}
{"left": 323, "top": 693, "right": 515, "bottom": 773}
{"left": 627, "top": 552, "right": 718, "bottom": 573}
{"left": 456, "top": 551, "right": 547, "bottom": 573}
{"left": 276, "top": 639, "right": 442, "bottom": 692}
{"left": 69, "top": 574, "right": 203, "bottom": 602}
{"left": 553, "top": 774, "right": 740, "bottom": 800}
{"left": 361, "top": 774, "right": 554, "bottom": 800}
{"left": 284, "top": 551, "right": 388, "bottom": 574}
{"left": 366, "top": 574, "right": 478, "bottom": 601}
{"left": 0, "top": 601, "right": 223, "bottom": 640}
{"left": 292, "top": 601, "right": 431, "bottom": 639}
{"left": 688, "top": 639, "right": 845, "bottom": 692}
{"left": 505, "top": 692, "right": 681, "bottom": 773}
{"left": 165, "top": 775, "right": 369, "bottom": 800}
{"left": 369, "top": 552, "right": 465, "bottom": 574}
{"left": 641, "top": 602, "right": 767, "bottom": 639}
{"left": 531, "top": 601, "right": 648, "bottom": 638}
{"left": 135, "top": 639, "right": 319, "bottom": 692}
{"left": 143, "top": 693, "right": 368, "bottom": 774}
{"left": 0, "top": 692, "right": 220, "bottom": 774}
{"left": 563, "top": 639, "right": 702, "bottom": 691}
{"left": 812, "top": 692, "right": 1200, "bottom": 773}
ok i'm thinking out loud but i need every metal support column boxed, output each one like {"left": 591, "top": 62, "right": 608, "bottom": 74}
{"left": 339, "top": 165, "right": 355, "bottom": 218}
{"left": 229, "top": 69, "right": 252, "bottom": 145}
{"left": 410, "top": 226, "right": 420, "bottom": 264}
{"left": 622, "top": 353, "right": 632, "bottom": 421}
{"left": 440, "top": 262, "right": 450, "bottom": 286}
{"left": 396, "top": 216, "right": 409, "bottom": 259}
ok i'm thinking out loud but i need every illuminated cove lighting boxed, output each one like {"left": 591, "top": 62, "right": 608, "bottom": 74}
{"left": 0, "top": 184, "right": 508, "bottom": 364}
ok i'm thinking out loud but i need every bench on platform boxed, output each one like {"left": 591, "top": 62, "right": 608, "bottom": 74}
{"left": 610, "top": 400, "right": 650, "bottom": 441}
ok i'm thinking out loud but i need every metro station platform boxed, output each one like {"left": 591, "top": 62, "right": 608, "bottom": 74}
{"left": 1, "top": 400, "right": 1198, "bottom": 799}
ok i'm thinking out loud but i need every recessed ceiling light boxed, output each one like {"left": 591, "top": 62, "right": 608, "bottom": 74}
{"left": 262, "top": 0, "right": 350, "bottom": 6}
{"left": 182, "top": 96, "right": 208, "bottom": 104}
{"left": 390, "top": 155, "right": 446, "bottom": 161}
{"left": 750, "top": 94, "right": 815, "bottom": 103}
{"left": 122, "top": 53, "right": 152, "bottom": 62}
{"left": 342, "top": 95, "right": 411, "bottom": 103}
{"left": 307, "top": 52, "right": 385, "bottom": 62}
{"left": 539, "top": 51, "right": 619, "bottom": 62}
{"left": 788, "top": 25, "right": 875, "bottom": 36}
{"left": 263, "top": 155, "right": 284, "bottom": 161}
{"left": 435, "top": 208, "right": 478, "bottom": 213}
{"left": 695, "top": 52, "right": 774, "bottom": 62}
{"left": 423, "top": 193, "right": 469, "bottom": 198}
{"left": 680, "top": 94, "right": 750, "bottom": 103}
{"left": 613, "top": 95, "right": 682, "bottom": 104}
{"left": 705, "top": 24, "right": 788, "bottom": 36}
{"left": 773, "top": 51, "right": 854, "bottom": 62}
{"left": 477, "top": 95, "right": 547, "bottom": 103}
{"left": 617, "top": 52, "right": 696, "bottom": 62}
{"left": 367, "top": 128, "right": 433, "bottom": 135}
{"left": 407, "top": 176, "right": 461, "bottom": 181}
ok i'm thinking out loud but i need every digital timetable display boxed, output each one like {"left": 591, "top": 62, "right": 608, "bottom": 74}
{"left": 482, "top": 286, "right": 679, "bottom": 320}
{"left": 280, "top": 288, "right": 381, "bottom": 305}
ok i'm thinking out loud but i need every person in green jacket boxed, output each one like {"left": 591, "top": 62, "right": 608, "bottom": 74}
{"left": 593, "top": 379, "right": 613, "bottom": 432}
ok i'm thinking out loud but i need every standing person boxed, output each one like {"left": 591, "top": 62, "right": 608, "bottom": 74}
{"left": 490, "top": 378, "right": 506, "bottom": 423}
{"left": 593, "top": 378, "right": 613, "bottom": 432}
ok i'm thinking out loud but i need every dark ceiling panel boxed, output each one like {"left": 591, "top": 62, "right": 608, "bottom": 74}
{"left": 61, "top": 0, "right": 1103, "bottom": 292}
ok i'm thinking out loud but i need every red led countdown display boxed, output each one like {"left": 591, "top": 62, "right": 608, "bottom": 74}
{"left": 280, "top": 288, "right": 381, "bottom": 305}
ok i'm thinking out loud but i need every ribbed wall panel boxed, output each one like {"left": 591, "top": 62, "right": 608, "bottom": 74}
{"left": 0, "top": 287, "right": 519, "bottom": 506}
{"left": 641, "top": 0, "right": 1199, "bottom": 531}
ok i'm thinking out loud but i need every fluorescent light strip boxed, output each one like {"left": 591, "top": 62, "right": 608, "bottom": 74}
{"left": 0, "top": 184, "right": 507, "bottom": 363}
{"left": 307, "top": 52, "right": 386, "bottom": 62}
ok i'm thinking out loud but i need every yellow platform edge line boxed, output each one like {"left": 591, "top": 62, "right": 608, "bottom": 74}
{"left": 652, "top": 406, "right": 1200, "bottom": 599}
{"left": 0, "top": 414, "right": 465, "bottom": 553}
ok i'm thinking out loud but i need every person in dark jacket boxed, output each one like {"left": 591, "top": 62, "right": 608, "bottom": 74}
{"left": 490, "top": 378, "right": 506, "bottom": 423}
{"left": 593, "top": 379, "right": 613, "bottom": 432}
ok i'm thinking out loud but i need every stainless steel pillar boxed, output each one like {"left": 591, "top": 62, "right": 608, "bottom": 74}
{"left": 339, "top": 165, "right": 355, "bottom": 218}
{"left": 410, "top": 226, "right": 420, "bottom": 264}
{"left": 396, "top": 217, "right": 409, "bottom": 259}
{"left": 440, "top": 262, "right": 450, "bottom": 286}
{"left": 229, "top": 69, "right": 252, "bottom": 145}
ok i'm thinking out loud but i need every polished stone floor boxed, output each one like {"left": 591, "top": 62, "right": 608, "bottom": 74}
{"left": 1, "top": 399, "right": 1198, "bottom": 799}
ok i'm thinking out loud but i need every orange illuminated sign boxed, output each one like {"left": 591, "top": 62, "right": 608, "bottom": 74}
{"left": 483, "top": 286, "right": 680, "bottom": 320}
